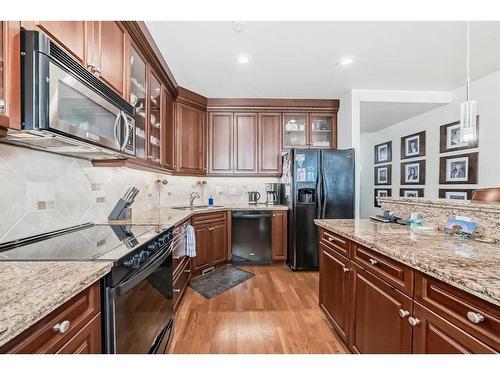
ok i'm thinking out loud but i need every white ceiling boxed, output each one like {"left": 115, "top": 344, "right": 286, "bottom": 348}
{"left": 360, "top": 102, "right": 447, "bottom": 132}
{"left": 146, "top": 21, "right": 500, "bottom": 99}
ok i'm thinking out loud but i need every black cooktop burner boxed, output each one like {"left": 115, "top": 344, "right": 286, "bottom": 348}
{"left": 0, "top": 223, "right": 161, "bottom": 262}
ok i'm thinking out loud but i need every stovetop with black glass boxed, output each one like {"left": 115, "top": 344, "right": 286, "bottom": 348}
{"left": 0, "top": 223, "right": 168, "bottom": 264}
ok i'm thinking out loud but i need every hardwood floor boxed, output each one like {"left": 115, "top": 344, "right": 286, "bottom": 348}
{"left": 169, "top": 264, "right": 349, "bottom": 354}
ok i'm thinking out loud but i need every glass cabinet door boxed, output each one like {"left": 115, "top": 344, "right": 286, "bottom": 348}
{"left": 310, "top": 114, "right": 334, "bottom": 148}
{"left": 0, "top": 23, "right": 5, "bottom": 115}
{"left": 148, "top": 72, "right": 162, "bottom": 165}
{"left": 130, "top": 47, "right": 147, "bottom": 160}
{"left": 283, "top": 113, "right": 308, "bottom": 148}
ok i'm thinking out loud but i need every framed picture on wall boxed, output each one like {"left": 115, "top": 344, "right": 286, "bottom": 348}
{"left": 374, "top": 165, "right": 392, "bottom": 185}
{"left": 439, "top": 117, "right": 479, "bottom": 153}
{"left": 401, "top": 131, "right": 426, "bottom": 159}
{"left": 438, "top": 189, "right": 474, "bottom": 200}
{"left": 374, "top": 141, "right": 392, "bottom": 164}
{"left": 400, "top": 160, "right": 425, "bottom": 185}
{"left": 374, "top": 188, "right": 392, "bottom": 207}
{"left": 400, "top": 188, "right": 424, "bottom": 198}
{"left": 439, "top": 152, "right": 478, "bottom": 184}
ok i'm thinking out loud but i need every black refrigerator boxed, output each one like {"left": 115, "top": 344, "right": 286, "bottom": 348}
{"left": 283, "top": 148, "right": 355, "bottom": 271}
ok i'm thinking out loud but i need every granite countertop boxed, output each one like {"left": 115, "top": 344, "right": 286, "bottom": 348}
{"left": 109, "top": 203, "right": 288, "bottom": 228}
{"left": 0, "top": 261, "right": 112, "bottom": 347}
{"left": 314, "top": 219, "right": 500, "bottom": 307}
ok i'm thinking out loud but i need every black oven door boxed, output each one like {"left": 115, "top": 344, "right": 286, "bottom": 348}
{"left": 105, "top": 246, "right": 173, "bottom": 354}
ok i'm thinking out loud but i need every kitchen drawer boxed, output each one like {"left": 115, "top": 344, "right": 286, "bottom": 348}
{"left": 1, "top": 281, "right": 100, "bottom": 353}
{"left": 319, "top": 228, "right": 350, "bottom": 257}
{"left": 192, "top": 211, "right": 227, "bottom": 225}
{"left": 56, "top": 314, "right": 102, "bottom": 354}
{"left": 173, "top": 258, "right": 191, "bottom": 311}
{"left": 351, "top": 242, "right": 413, "bottom": 296}
{"left": 415, "top": 272, "right": 500, "bottom": 351}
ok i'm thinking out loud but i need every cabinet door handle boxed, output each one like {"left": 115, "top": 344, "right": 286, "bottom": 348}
{"left": 408, "top": 317, "right": 421, "bottom": 326}
{"left": 53, "top": 320, "right": 71, "bottom": 334}
{"left": 173, "top": 289, "right": 181, "bottom": 293}
{"left": 399, "top": 309, "right": 410, "bottom": 318}
{"left": 368, "top": 258, "right": 379, "bottom": 266}
{"left": 342, "top": 267, "right": 350, "bottom": 273}
{"left": 184, "top": 269, "right": 191, "bottom": 273}
{"left": 173, "top": 256, "right": 181, "bottom": 260}
{"left": 467, "top": 311, "right": 485, "bottom": 324}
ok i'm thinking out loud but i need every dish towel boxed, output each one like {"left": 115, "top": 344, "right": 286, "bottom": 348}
{"left": 186, "top": 224, "right": 196, "bottom": 257}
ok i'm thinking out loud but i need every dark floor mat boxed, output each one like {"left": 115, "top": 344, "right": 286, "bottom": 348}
{"left": 189, "top": 265, "right": 254, "bottom": 299}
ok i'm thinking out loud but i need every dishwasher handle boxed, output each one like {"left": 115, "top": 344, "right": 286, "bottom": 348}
{"left": 232, "top": 211, "right": 271, "bottom": 219}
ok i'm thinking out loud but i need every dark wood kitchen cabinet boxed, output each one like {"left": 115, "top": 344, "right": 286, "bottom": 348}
{"left": 317, "top": 227, "right": 500, "bottom": 354}
{"left": 162, "top": 87, "right": 175, "bottom": 171}
{"left": 271, "top": 211, "right": 287, "bottom": 261}
{"left": 412, "top": 302, "right": 496, "bottom": 354}
{"left": 319, "top": 242, "right": 350, "bottom": 342}
{"left": 0, "top": 21, "right": 21, "bottom": 131}
{"left": 0, "top": 282, "right": 102, "bottom": 354}
{"left": 174, "top": 102, "right": 206, "bottom": 175}
{"left": 21, "top": 21, "right": 128, "bottom": 98}
{"left": 258, "top": 112, "right": 282, "bottom": 175}
{"left": 283, "top": 112, "right": 337, "bottom": 149}
{"left": 88, "top": 21, "right": 128, "bottom": 97}
{"left": 147, "top": 70, "right": 162, "bottom": 166}
{"left": 234, "top": 113, "right": 258, "bottom": 174}
{"left": 191, "top": 211, "right": 228, "bottom": 273}
{"left": 208, "top": 112, "right": 233, "bottom": 174}
{"left": 22, "top": 21, "right": 87, "bottom": 64}
{"left": 349, "top": 263, "right": 413, "bottom": 354}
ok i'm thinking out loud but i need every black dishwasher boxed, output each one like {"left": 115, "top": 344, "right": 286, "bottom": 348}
{"left": 231, "top": 211, "right": 272, "bottom": 264}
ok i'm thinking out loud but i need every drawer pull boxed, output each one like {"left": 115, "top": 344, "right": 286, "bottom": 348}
{"left": 466, "top": 311, "right": 485, "bottom": 324}
{"left": 173, "top": 256, "right": 181, "bottom": 260}
{"left": 53, "top": 320, "right": 70, "bottom": 334}
{"left": 173, "top": 289, "right": 181, "bottom": 293}
{"left": 408, "top": 317, "right": 420, "bottom": 326}
{"left": 399, "top": 309, "right": 410, "bottom": 318}
{"left": 184, "top": 269, "right": 191, "bottom": 273}
{"left": 342, "top": 267, "right": 350, "bottom": 273}
{"left": 328, "top": 236, "right": 334, "bottom": 242}
{"left": 368, "top": 258, "right": 379, "bottom": 266}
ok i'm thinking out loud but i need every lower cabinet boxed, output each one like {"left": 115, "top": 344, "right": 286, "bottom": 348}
{"left": 271, "top": 211, "right": 287, "bottom": 261}
{"left": 191, "top": 211, "right": 228, "bottom": 273}
{"left": 412, "top": 302, "right": 496, "bottom": 354}
{"left": 0, "top": 281, "right": 101, "bottom": 354}
{"left": 349, "top": 263, "right": 413, "bottom": 354}
{"left": 319, "top": 243, "right": 350, "bottom": 342}
{"left": 318, "top": 227, "right": 500, "bottom": 354}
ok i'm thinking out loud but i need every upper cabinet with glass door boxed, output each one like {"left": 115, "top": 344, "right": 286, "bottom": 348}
{"left": 283, "top": 112, "right": 336, "bottom": 149}
{"left": 148, "top": 71, "right": 162, "bottom": 166}
{"left": 130, "top": 46, "right": 147, "bottom": 161}
{"left": 283, "top": 113, "right": 308, "bottom": 148}
{"left": 0, "top": 23, "right": 5, "bottom": 119}
{"left": 310, "top": 114, "right": 336, "bottom": 148}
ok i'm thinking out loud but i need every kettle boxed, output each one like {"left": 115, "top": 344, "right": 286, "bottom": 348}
{"left": 247, "top": 191, "right": 261, "bottom": 205}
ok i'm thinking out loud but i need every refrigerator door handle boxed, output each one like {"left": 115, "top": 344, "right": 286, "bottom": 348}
{"left": 320, "top": 153, "right": 326, "bottom": 218}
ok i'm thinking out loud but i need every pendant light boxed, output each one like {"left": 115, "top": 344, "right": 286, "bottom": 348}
{"left": 459, "top": 21, "right": 477, "bottom": 143}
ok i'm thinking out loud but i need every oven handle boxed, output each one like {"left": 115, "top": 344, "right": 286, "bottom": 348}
{"left": 110, "top": 246, "right": 172, "bottom": 297}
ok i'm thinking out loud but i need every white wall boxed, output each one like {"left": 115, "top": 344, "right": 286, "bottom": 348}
{"left": 360, "top": 70, "right": 500, "bottom": 218}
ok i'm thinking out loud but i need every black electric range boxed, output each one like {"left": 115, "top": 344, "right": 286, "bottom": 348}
{"left": 0, "top": 223, "right": 175, "bottom": 354}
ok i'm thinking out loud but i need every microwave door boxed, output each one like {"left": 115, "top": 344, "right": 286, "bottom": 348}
{"left": 48, "top": 61, "right": 123, "bottom": 151}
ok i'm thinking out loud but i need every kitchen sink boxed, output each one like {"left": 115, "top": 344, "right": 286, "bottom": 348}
{"left": 171, "top": 205, "right": 223, "bottom": 210}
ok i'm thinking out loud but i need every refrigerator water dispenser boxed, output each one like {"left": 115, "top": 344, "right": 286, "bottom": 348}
{"left": 297, "top": 188, "right": 316, "bottom": 204}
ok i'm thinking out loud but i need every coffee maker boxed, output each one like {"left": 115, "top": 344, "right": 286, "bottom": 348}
{"left": 265, "top": 183, "right": 285, "bottom": 205}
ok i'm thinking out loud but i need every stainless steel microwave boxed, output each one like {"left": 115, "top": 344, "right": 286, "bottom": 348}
{"left": 3, "top": 30, "right": 135, "bottom": 160}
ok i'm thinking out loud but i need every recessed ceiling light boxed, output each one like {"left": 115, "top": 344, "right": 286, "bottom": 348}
{"left": 237, "top": 54, "right": 250, "bottom": 64}
{"left": 339, "top": 56, "right": 355, "bottom": 66}
{"left": 232, "top": 21, "right": 245, "bottom": 33}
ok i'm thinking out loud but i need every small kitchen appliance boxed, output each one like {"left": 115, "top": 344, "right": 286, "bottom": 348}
{"left": 265, "top": 183, "right": 285, "bottom": 205}
{"left": 247, "top": 191, "right": 261, "bottom": 205}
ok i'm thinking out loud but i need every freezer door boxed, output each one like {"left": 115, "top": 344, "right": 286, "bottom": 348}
{"left": 320, "top": 149, "right": 355, "bottom": 219}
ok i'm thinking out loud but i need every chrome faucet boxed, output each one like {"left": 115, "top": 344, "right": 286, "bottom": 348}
{"left": 189, "top": 192, "right": 201, "bottom": 209}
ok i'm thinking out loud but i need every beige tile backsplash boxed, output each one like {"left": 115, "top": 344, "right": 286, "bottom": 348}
{"left": 0, "top": 144, "right": 278, "bottom": 242}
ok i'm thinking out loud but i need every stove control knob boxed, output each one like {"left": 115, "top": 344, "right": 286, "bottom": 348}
{"left": 148, "top": 241, "right": 159, "bottom": 253}
{"left": 124, "top": 256, "right": 141, "bottom": 269}
{"left": 139, "top": 250, "right": 150, "bottom": 262}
